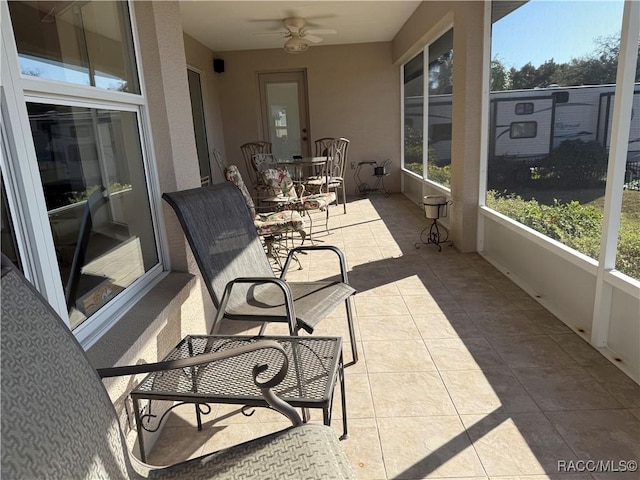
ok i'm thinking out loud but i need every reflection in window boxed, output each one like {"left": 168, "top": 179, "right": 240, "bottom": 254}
{"left": 9, "top": 1, "right": 139, "bottom": 93}
{"left": 403, "top": 52, "right": 424, "bottom": 176}
{"left": 28, "top": 103, "right": 158, "bottom": 328}
{"left": 427, "top": 28, "right": 453, "bottom": 188}
{"left": 486, "top": 0, "right": 631, "bottom": 264}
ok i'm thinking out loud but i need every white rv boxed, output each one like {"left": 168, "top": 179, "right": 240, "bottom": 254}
{"left": 405, "top": 83, "right": 640, "bottom": 167}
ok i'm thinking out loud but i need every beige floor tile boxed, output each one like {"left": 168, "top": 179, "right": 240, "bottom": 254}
{"left": 329, "top": 418, "right": 387, "bottom": 480}
{"left": 331, "top": 373, "right": 376, "bottom": 420}
{"left": 377, "top": 416, "right": 486, "bottom": 479}
{"left": 486, "top": 335, "right": 577, "bottom": 368}
{"left": 368, "top": 371, "right": 457, "bottom": 417}
{"left": 413, "top": 312, "right": 483, "bottom": 339}
{"left": 198, "top": 421, "right": 293, "bottom": 455}
{"left": 472, "top": 311, "right": 545, "bottom": 337}
{"left": 584, "top": 364, "right": 639, "bottom": 407}
{"left": 425, "top": 337, "right": 506, "bottom": 371}
{"left": 460, "top": 412, "right": 578, "bottom": 476}
{"left": 512, "top": 366, "right": 624, "bottom": 411}
{"left": 354, "top": 295, "right": 410, "bottom": 317}
{"left": 546, "top": 409, "right": 640, "bottom": 479}
{"left": 440, "top": 368, "right": 539, "bottom": 414}
{"left": 358, "top": 315, "right": 421, "bottom": 341}
{"left": 146, "top": 424, "right": 210, "bottom": 465}
{"left": 522, "top": 310, "right": 573, "bottom": 334}
{"left": 363, "top": 339, "right": 436, "bottom": 373}
{"left": 402, "top": 293, "right": 465, "bottom": 315}
{"left": 549, "top": 333, "right": 611, "bottom": 366}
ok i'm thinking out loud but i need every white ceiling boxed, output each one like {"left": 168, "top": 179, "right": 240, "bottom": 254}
{"left": 179, "top": 1, "right": 423, "bottom": 52}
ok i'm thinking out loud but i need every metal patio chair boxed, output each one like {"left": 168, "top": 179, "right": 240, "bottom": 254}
{"left": 240, "top": 141, "right": 272, "bottom": 195}
{"left": 162, "top": 182, "right": 359, "bottom": 365}
{"left": 0, "top": 253, "right": 354, "bottom": 479}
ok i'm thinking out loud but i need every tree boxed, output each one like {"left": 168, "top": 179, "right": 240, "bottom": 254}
{"left": 491, "top": 58, "right": 510, "bottom": 91}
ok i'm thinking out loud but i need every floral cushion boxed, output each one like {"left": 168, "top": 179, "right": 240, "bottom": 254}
{"left": 261, "top": 168, "right": 298, "bottom": 198}
{"left": 255, "top": 210, "right": 306, "bottom": 237}
{"left": 225, "top": 165, "right": 256, "bottom": 219}
{"left": 301, "top": 192, "right": 337, "bottom": 211}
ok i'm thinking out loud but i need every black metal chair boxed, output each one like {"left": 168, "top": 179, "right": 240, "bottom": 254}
{"left": 162, "top": 182, "right": 358, "bottom": 365}
{"left": 0, "top": 253, "right": 355, "bottom": 479}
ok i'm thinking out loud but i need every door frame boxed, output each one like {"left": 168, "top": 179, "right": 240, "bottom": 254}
{"left": 257, "top": 69, "right": 311, "bottom": 157}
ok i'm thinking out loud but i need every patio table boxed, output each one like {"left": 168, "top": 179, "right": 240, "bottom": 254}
{"left": 130, "top": 334, "right": 346, "bottom": 462}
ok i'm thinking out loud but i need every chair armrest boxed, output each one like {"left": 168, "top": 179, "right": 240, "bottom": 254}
{"left": 281, "top": 246, "right": 351, "bottom": 285}
{"left": 215, "top": 277, "right": 297, "bottom": 335}
{"left": 97, "top": 340, "right": 302, "bottom": 427}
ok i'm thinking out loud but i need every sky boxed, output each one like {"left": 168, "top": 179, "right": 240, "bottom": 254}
{"left": 492, "top": 0, "right": 625, "bottom": 69}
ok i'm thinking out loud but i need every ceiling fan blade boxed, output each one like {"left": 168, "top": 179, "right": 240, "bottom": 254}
{"left": 306, "top": 29, "right": 337, "bottom": 35}
{"left": 253, "top": 31, "right": 288, "bottom": 37}
{"left": 303, "top": 34, "right": 323, "bottom": 44}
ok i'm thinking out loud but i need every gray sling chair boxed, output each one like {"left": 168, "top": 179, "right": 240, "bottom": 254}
{"left": 162, "top": 182, "right": 359, "bottom": 366}
{"left": 0, "top": 254, "right": 355, "bottom": 479}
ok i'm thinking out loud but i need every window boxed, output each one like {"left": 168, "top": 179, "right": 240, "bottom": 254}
{"left": 487, "top": 0, "right": 632, "bottom": 268}
{"left": 4, "top": 1, "right": 162, "bottom": 337}
{"left": 427, "top": 28, "right": 453, "bottom": 188}
{"left": 515, "top": 102, "right": 534, "bottom": 115}
{"left": 27, "top": 103, "right": 158, "bottom": 328}
{"left": 552, "top": 91, "right": 569, "bottom": 103}
{"left": 187, "top": 69, "right": 212, "bottom": 185}
{"left": 403, "top": 52, "right": 424, "bottom": 177}
{"left": 510, "top": 121, "right": 537, "bottom": 139}
{"left": 9, "top": 1, "right": 139, "bottom": 92}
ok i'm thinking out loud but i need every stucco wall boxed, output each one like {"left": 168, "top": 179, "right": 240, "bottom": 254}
{"left": 392, "top": 1, "right": 486, "bottom": 252}
{"left": 214, "top": 42, "right": 401, "bottom": 195}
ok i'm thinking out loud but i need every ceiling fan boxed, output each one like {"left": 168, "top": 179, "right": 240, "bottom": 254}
{"left": 256, "top": 17, "right": 337, "bottom": 54}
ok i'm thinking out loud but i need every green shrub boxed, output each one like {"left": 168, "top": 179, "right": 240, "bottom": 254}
{"left": 428, "top": 163, "right": 451, "bottom": 187}
{"left": 540, "top": 140, "right": 608, "bottom": 188}
{"left": 486, "top": 190, "right": 602, "bottom": 254}
{"left": 486, "top": 190, "right": 639, "bottom": 280}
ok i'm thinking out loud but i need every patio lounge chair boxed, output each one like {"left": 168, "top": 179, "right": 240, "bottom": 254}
{"left": 162, "top": 182, "right": 359, "bottom": 365}
{"left": 0, "top": 253, "right": 355, "bottom": 479}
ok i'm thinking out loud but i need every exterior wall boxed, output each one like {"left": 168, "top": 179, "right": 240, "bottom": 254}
{"left": 393, "top": 1, "right": 485, "bottom": 252}
{"left": 214, "top": 42, "right": 401, "bottom": 195}
{"left": 183, "top": 33, "right": 228, "bottom": 183}
{"left": 481, "top": 212, "right": 640, "bottom": 382}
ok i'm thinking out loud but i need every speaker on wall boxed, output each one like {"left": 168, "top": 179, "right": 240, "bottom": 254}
{"left": 213, "top": 58, "right": 224, "bottom": 73}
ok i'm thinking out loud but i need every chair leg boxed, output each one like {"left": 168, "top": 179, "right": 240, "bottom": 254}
{"left": 344, "top": 296, "right": 358, "bottom": 365}
{"left": 342, "top": 183, "right": 347, "bottom": 214}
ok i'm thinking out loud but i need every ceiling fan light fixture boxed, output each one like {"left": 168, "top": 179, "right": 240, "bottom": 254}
{"left": 284, "top": 36, "right": 309, "bottom": 54}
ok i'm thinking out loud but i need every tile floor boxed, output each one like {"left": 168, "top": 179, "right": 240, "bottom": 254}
{"left": 146, "top": 193, "right": 640, "bottom": 479}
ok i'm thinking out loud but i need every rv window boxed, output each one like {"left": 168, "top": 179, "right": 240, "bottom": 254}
{"left": 515, "top": 103, "right": 534, "bottom": 115}
{"left": 510, "top": 121, "right": 537, "bottom": 139}
{"left": 552, "top": 91, "right": 569, "bottom": 103}
{"left": 430, "top": 123, "right": 452, "bottom": 143}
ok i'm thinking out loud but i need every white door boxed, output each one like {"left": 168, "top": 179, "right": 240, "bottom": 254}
{"left": 258, "top": 71, "right": 311, "bottom": 160}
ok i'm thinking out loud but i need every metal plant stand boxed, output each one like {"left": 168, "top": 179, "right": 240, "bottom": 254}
{"left": 354, "top": 160, "right": 391, "bottom": 197}
{"left": 415, "top": 196, "right": 453, "bottom": 251}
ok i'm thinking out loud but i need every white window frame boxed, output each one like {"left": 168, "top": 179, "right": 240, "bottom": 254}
{"left": 0, "top": 1, "right": 168, "bottom": 349}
